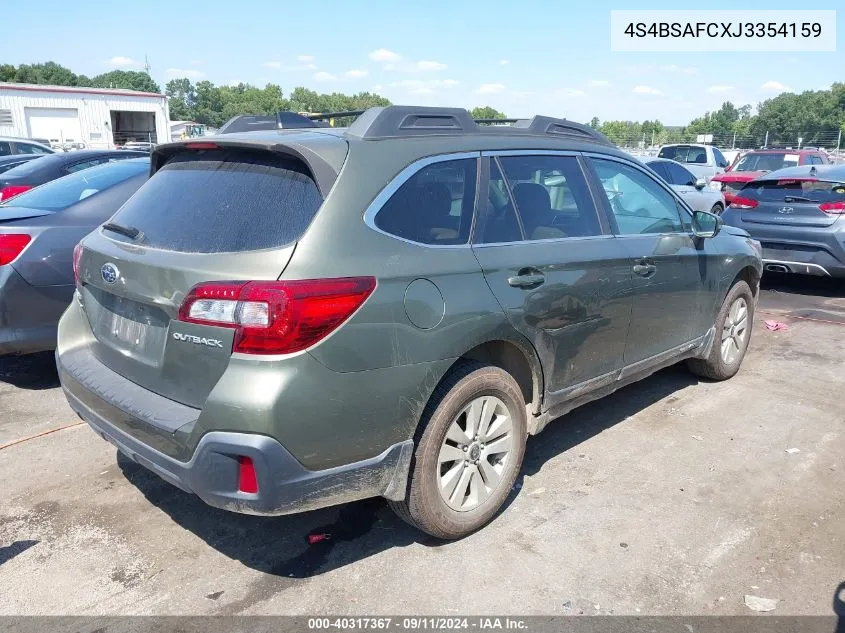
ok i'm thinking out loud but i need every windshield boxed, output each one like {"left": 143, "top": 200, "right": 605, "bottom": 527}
{"left": 657, "top": 146, "right": 709, "bottom": 165}
{"left": 734, "top": 153, "right": 799, "bottom": 173}
{"left": 1, "top": 159, "right": 148, "bottom": 210}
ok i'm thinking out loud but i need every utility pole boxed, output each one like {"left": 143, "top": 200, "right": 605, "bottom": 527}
{"left": 837, "top": 129, "right": 842, "bottom": 154}
{"left": 764, "top": 131, "right": 769, "bottom": 148}
{"left": 651, "top": 129, "right": 655, "bottom": 147}
{"left": 144, "top": 55, "right": 151, "bottom": 74}
{"left": 732, "top": 131, "right": 736, "bottom": 149}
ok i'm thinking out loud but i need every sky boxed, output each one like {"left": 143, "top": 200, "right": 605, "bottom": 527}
{"left": 3, "top": 0, "right": 842, "bottom": 125}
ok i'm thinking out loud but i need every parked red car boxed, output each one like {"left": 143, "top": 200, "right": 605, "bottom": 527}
{"left": 711, "top": 149, "right": 831, "bottom": 204}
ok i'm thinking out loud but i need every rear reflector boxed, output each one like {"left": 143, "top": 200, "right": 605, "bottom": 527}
{"left": 0, "top": 234, "right": 32, "bottom": 266}
{"left": 72, "top": 243, "right": 83, "bottom": 286}
{"left": 0, "top": 185, "right": 33, "bottom": 201}
{"left": 730, "top": 196, "right": 758, "bottom": 210}
{"left": 819, "top": 201, "right": 845, "bottom": 214}
{"left": 178, "top": 277, "right": 377, "bottom": 355}
{"left": 238, "top": 456, "right": 258, "bottom": 494}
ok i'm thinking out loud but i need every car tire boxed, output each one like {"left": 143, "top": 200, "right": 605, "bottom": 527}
{"left": 710, "top": 203, "right": 724, "bottom": 215}
{"left": 687, "top": 280, "right": 754, "bottom": 381}
{"left": 389, "top": 361, "right": 527, "bottom": 540}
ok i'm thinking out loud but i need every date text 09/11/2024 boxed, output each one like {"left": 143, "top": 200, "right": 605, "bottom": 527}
{"left": 307, "top": 618, "right": 528, "bottom": 630}
{"left": 624, "top": 22, "right": 822, "bottom": 39}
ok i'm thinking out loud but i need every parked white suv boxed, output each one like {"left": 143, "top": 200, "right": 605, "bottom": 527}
{"left": 657, "top": 144, "right": 730, "bottom": 183}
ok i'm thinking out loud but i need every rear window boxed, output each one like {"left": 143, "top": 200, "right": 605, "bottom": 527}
{"left": 108, "top": 150, "right": 323, "bottom": 253}
{"left": 734, "top": 152, "right": 799, "bottom": 172}
{"left": 2, "top": 159, "right": 149, "bottom": 210}
{"left": 741, "top": 178, "right": 845, "bottom": 203}
{"left": 657, "top": 145, "right": 708, "bottom": 164}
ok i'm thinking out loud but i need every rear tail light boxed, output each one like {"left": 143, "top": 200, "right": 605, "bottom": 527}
{"left": 72, "top": 243, "right": 83, "bottom": 286}
{"left": 0, "top": 185, "right": 33, "bottom": 201}
{"left": 0, "top": 234, "right": 32, "bottom": 266}
{"left": 178, "top": 277, "right": 377, "bottom": 355}
{"left": 238, "top": 456, "right": 258, "bottom": 493}
{"left": 819, "top": 201, "right": 845, "bottom": 214}
{"left": 730, "top": 196, "right": 758, "bottom": 209}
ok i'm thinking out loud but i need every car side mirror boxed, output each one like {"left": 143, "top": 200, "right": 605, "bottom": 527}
{"left": 694, "top": 178, "right": 706, "bottom": 190}
{"left": 692, "top": 209, "right": 722, "bottom": 238}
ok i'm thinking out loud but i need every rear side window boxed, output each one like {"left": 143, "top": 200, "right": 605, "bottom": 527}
{"left": 741, "top": 178, "right": 845, "bottom": 204}
{"left": 664, "top": 161, "right": 697, "bottom": 187}
{"left": 108, "top": 150, "right": 323, "bottom": 253}
{"left": 3, "top": 159, "right": 148, "bottom": 210}
{"left": 0, "top": 142, "right": 10, "bottom": 156}
{"left": 374, "top": 158, "right": 477, "bottom": 245}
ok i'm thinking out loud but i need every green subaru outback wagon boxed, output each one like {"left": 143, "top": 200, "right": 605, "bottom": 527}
{"left": 57, "top": 106, "right": 762, "bottom": 539}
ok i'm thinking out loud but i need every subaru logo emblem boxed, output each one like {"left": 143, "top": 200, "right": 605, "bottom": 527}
{"left": 777, "top": 206, "right": 795, "bottom": 214}
{"left": 101, "top": 263, "right": 119, "bottom": 284}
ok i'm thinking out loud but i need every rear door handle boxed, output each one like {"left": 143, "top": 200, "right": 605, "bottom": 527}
{"left": 507, "top": 272, "right": 545, "bottom": 288}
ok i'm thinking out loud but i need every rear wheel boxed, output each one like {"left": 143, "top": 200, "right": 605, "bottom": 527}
{"left": 390, "top": 361, "right": 527, "bottom": 539}
{"left": 688, "top": 280, "right": 754, "bottom": 380}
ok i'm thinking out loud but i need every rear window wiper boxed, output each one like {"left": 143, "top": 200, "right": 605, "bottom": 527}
{"left": 782, "top": 196, "right": 819, "bottom": 203}
{"left": 102, "top": 222, "right": 142, "bottom": 240}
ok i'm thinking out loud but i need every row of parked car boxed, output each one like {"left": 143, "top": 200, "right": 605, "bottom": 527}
{"left": 647, "top": 142, "right": 845, "bottom": 279}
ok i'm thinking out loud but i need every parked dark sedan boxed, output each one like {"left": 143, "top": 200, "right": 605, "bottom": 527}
{"left": 0, "top": 157, "right": 150, "bottom": 354}
{"left": 0, "top": 154, "right": 41, "bottom": 175}
{"left": 722, "top": 164, "right": 845, "bottom": 278}
{"left": 0, "top": 149, "right": 146, "bottom": 202}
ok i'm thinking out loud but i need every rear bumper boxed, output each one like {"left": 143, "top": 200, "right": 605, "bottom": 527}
{"left": 0, "top": 266, "right": 73, "bottom": 354}
{"left": 58, "top": 347, "right": 413, "bottom": 516}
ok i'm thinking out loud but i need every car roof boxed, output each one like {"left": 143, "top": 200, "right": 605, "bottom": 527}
{"left": 30, "top": 149, "right": 146, "bottom": 164}
{"left": 751, "top": 164, "right": 845, "bottom": 180}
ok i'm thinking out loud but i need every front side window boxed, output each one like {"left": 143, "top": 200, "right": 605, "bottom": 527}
{"left": 375, "top": 158, "right": 477, "bottom": 245}
{"left": 590, "top": 158, "right": 685, "bottom": 235}
{"left": 665, "top": 161, "right": 697, "bottom": 187}
{"left": 0, "top": 142, "right": 10, "bottom": 156}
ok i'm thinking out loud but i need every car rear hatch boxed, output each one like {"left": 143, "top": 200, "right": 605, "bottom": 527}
{"left": 734, "top": 176, "right": 845, "bottom": 228}
{"left": 74, "top": 138, "right": 347, "bottom": 409}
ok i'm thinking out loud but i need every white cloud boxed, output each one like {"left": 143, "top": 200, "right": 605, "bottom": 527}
{"left": 298, "top": 55, "right": 315, "bottom": 63}
{"left": 262, "top": 61, "right": 282, "bottom": 69}
{"left": 416, "top": 60, "right": 447, "bottom": 71}
{"left": 499, "top": 59, "right": 509, "bottom": 65}
{"left": 588, "top": 79, "right": 610, "bottom": 87}
{"left": 345, "top": 69, "right": 369, "bottom": 78}
{"left": 369, "top": 48, "right": 402, "bottom": 63}
{"left": 761, "top": 80, "right": 791, "bottom": 92}
{"left": 108, "top": 56, "right": 139, "bottom": 68}
{"left": 314, "top": 71, "right": 337, "bottom": 82}
{"left": 410, "top": 87, "right": 436, "bottom": 95}
{"left": 633, "top": 85, "right": 663, "bottom": 96}
{"left": 477, "top": 83, "right": 506, "bottom": 94}
{"left": 373, "top": 84, "right": 384, "bottom": 91}
{"left": 707, "top": 85, "right": 733, "bottom": 93}
{"left": 166, "top": 68, "right": 204, "bottom": 79}
{"left": 190, "top": 60, "right": 202, "bottom": 66}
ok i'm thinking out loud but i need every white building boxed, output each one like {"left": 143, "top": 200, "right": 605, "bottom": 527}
{"left": 0, "top": 82, "right": 170, "bottom": 149}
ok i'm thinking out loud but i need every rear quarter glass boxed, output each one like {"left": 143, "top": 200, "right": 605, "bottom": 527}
{"left": 106, "top": 150, "right": 323, "bottom": 253}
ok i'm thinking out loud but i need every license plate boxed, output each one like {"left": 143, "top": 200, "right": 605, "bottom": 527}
{"left": 109, "top": 312, "right": 148, "bottom": 348}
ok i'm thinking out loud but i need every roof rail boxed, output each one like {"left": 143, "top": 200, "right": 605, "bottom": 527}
{"left": 345, "top": 106, "right": 613, "bottom": 145}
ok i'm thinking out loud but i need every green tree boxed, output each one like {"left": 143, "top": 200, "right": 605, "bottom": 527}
{"left": 90, "top": 70, "right": 160, "bottom": 93}
{"left": 165, "top": 78, "right": 197, "bottom": 121}
{"left": 11, "top": 62, "right": 79, "bottom": 86}
{"left": 588, "top": 116, "right": 600, "bottom": 129}
{"left": 470, "top": 106, "right": 507, "bottom": 120}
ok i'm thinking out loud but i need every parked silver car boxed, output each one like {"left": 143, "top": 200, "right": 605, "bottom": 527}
{"left": 656, "top": 144, "right": 730, "bottom": 183}
{"left": 646, "top": 158, "right": 726, "bottom": 214}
